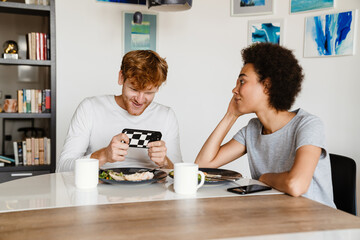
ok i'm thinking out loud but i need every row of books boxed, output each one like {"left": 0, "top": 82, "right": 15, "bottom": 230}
{"left": 11, "top": 138, "right": 51, "bottom": 166}
{"left": 17, "top": 89, "right": 51, "bottom": 113}
{"left": 27, "top": 32, "right": 50, "bottom": 61}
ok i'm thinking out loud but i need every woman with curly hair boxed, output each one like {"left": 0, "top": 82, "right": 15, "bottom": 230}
{"left": 195, "top": 43, "right": 335, "bottom": 207}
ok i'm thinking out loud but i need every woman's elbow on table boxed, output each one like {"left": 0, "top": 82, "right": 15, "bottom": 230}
{"left": 284, "top": 177, "right": 309, "bottom": 197}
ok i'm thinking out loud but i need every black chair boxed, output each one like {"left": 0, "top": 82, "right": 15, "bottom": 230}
{"left": 329, "top": 153, "right": 357, "bottom": 215}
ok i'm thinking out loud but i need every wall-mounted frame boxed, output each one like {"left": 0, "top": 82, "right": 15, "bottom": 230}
{"left": 231, "top": 0, "right": 273, "bottom": 17}
{"left": 248, "top": 19, "right": 284, "bottom": 45}
{"left": 304, "top": 10, "right": 357, "bottom": 57}
{"left": 123, "top": 12, "right": 157, "bottom": 54}
{"left": 290, "top": 0, "right": 334, "bottom": 14}
{"left": 97, "top": 0, "right": 146, "bottom": 5}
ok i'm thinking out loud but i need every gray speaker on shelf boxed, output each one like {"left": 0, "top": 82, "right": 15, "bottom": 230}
{"left": 147, "top": 0, "right": 192, "bottom": 11}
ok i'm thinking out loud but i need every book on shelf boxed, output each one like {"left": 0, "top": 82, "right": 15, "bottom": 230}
{"left": 27, "top": 32, "right": 50, "bottom": 61}
{"left": 23, "top": 140, "right": 27, "bottom": 166}
{"left": 17, "top": 89, "right": 51, "bottom": 113}
{"left": 31, "top": 138, "right": 35, "bottom": 165}
{"left": 12, "top": 138, "right": 51, "bottom": 166}
{"left": 13, "top": 142, "right": 18, "bottom": 166}
{"left": 17, "top": 90, "right": 23, "bottom": 113}
{"left": 46, "top": 137, "right": 51, "bottom": 165}
{"left": 26, "top": 138, "right": 31, "bottom": 165}
{"left": 17, "top": 141, "right": 24, "bottom": 166}
{"left": 34, "top": 138, "right": 39, "bottom": 165}
{"left": 0, "top": 155, "right": 15, "bottom": 164}
{"left": 39, "top": 138, "right": 44, "bottom": 165}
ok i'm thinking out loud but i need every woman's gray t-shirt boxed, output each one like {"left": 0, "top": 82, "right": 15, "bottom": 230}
{"left": 233, "top": 108, "right": 336, "bottom": 208}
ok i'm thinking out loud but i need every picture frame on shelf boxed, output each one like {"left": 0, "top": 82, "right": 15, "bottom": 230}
{"left": 304, "top": 10, "right": 357, "bottom": 57}
{"left": 290, "top": 0, "right": 334, "bottom": 14}
{"left": 248, "top": 19, "right": 284, "bottom": 45}
{"left": 231, "top": 0, "right": 273, "bottom": 17}
{"left": 123, "top": 12, "right": 157, "bottom": 54}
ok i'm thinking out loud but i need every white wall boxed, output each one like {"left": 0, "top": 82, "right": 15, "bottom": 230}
{"left": 56, "top": 0, "right": 360, "bottom": 206}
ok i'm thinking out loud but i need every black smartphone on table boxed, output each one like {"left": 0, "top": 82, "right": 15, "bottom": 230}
{"left": 227, "top": 184, "right": 272, "bottom": 195}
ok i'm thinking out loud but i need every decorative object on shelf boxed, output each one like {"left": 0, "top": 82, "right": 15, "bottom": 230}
{"left": 304, "top": 10, "right": 357, "bottom": 57}
{"left": 123, "top": 12, "right": 157, "bottom": 54}
{"left": 2, "top": 40, "right": 18, "bottom": 60}
{"left": 3, "top": 99, "right": 18, "bottom": 113}
{"left": 290, "top": 0, "right": 334, "bottom": 14}
{"left": 248, "top": 19, "right": 284, "bottom": 45}
{"left": 147, "top": 0, "right": 192, "bottom": 11}
{"left": 231, "top": 0, "right": 272, "bottom": 16}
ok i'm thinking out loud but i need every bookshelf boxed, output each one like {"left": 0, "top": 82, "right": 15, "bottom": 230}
{"left": 0, "top": 0, "right": 56, "bottom": 183}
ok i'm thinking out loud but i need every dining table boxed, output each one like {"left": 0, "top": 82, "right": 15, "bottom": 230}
{"left": 0, "top": 170, "right": 359, "bottom": 240}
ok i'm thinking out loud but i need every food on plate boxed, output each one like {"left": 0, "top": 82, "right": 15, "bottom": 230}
{"left": 99, "top": 170, "right": 154, "bottom": 181}
{"left": 168, "top": 170, "right": 209, "bottom": 181}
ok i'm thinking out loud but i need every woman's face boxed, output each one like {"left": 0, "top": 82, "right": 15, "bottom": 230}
{"left": 232, "top": 63, "right": 269, "bottom": 114}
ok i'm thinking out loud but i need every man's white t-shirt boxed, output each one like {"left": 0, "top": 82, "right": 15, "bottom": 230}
{"left": 57, "top": 95, "right": 182, "bottom": 172}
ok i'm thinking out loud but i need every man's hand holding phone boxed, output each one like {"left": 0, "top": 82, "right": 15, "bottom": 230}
{"left": 91, "top": 133, "right": 130, "bottom": 167}
{"left": 148, "top": 140, "right": 167, "bottom": 167}
{"left": 104, "top": 133, "right": 130, "bottom": 163}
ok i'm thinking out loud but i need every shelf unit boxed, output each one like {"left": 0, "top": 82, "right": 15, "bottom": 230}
{"left": 0, "top": 0, "right": 56, "bottom": 183}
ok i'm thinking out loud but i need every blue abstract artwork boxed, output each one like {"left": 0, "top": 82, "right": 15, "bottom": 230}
{"left": 241, "top": 0, "right": 265, "bottom": 7}
{"left": 291, "top": 0, "right": 333, "bottom": 13}
{"left": 232, "top": 0, "right": 272, "bottom": 16}
{"left": 304, "top": 11, "right": 356, "bottom": 57}
{"left": 248, "top": 20, "right": 283, "bottom": 45}
{"left": 251, "top": 23, "right": 280, "bottom": 44}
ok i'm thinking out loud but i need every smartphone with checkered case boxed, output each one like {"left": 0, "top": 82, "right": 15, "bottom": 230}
{"left": 122, "top": 128, "right": 162, "bottom": 148}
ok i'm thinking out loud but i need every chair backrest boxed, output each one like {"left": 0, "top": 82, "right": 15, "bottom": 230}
{"left": 329, "top": 153, "right": 357, "bottom": 215}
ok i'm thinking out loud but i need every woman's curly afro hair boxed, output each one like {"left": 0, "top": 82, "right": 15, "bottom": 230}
{"left": 241, "top": 43, "right": 304, "bottom": 111}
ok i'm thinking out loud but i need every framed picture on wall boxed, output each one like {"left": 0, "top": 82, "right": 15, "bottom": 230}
{"left": 248, "top": 19, "right": 284, "bottom": 45}
{"left": 290, "top": 0, "right": 334, "bottom": 14}
{"left": 97, "top": 0, "right": 146, "bottom": 5}
{"left": 123, "top": 12, "right": 157, "bottom": 54}
{"left": 231, "top": 0, "right": 273, "bottom": 17}
{"left": 304, "top": 10, "right": 357, "bottom": 57}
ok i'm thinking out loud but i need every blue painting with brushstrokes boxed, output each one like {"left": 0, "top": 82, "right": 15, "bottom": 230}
{"left": 251, "top": 23, "right": 280, "bottom": 44}
{"left": 291, "top": 0, "right": 333, "bottom": 13}
{"left": 304, "top": 11, "right": 355, "bottom": 57}
{"left": 240, "top": 0, "right": 265, "bottom": 7}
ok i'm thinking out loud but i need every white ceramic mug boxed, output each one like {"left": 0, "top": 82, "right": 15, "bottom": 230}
{"left": 75, "top": 158, "right": 99, "bottom": 189}
{"left": 174, "top": 163, "right": 205, "bottom": 195}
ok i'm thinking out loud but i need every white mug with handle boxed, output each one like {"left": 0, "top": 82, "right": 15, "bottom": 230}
{"left": 174, "top": 163, "right": 205, "bottom": 195}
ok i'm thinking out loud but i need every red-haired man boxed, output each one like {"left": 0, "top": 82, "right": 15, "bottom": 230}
{"left": 57, "top": 50, "right": 182, "bottom": 172}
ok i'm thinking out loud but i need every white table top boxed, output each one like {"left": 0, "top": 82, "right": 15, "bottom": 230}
{"left": 0, "top": 171, "right": 280, "bottom": 213}
{"left": 1, "top": 172, "right": 360, "bottom": 239}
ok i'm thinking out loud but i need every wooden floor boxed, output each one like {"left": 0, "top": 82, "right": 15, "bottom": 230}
{"left": 0, "top": 195, "right": 359, "bottom": 240}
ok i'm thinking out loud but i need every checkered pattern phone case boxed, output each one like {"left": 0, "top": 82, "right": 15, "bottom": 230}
{"left": 122, "top": 128, "right": 162, "bottom": 148}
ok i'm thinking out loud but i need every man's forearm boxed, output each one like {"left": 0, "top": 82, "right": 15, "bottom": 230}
{"left": 91, "top": 148, "right": 107, "bottom": 167}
